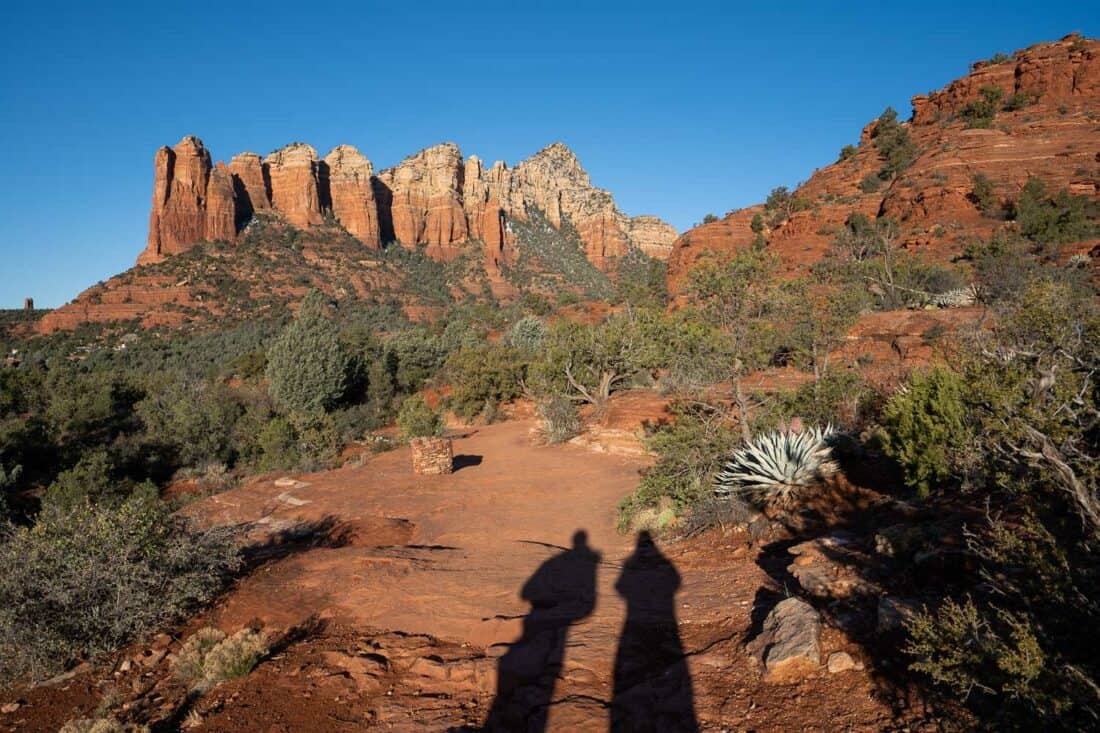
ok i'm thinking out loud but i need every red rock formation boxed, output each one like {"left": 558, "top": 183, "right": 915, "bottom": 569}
{"left": 229, "top": 152, "right": 270, "bottom": 224}
{"left": 666, "top": 34, "right": 1100, "bottom": 297}
{"left": 140, "top": 136, "right": 214, "bottom": 264}
{"left": 204, "top": 162, "right": 237, "bottom": 242}
{"left": 322, "top": 145, "right": 381, "bottom": 247}
{"left": 628, "top": 216, "right": 678, "bottom": 260}
{"left": 264, "top": 143, "right": 323, "bottom": 229}
{"left": 140, "top": 137, "right": 676, "bottom": 270}
{"left": 376, "top": 143, "right": 469, "bottom": 260}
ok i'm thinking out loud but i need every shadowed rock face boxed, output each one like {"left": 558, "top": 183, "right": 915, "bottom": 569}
{"left": 137, "top": 138, "right": 676, "bottom": 269}
{"left": 666, "top": 34, "right": 1100, "bottom": 297}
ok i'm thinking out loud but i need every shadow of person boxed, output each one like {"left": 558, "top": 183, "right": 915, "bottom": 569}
{"left": 482, "top": 530, "right": 601, "bottom": 732}
{"left": 611, "top": 531, "right": 698, "bottom": 732}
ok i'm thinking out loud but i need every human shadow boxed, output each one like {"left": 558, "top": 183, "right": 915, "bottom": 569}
{"left": 611, "top": 531, "right": 698, "bottom": 733}
{"left": 481, "top": 530, "right": 601, "bottom": 732}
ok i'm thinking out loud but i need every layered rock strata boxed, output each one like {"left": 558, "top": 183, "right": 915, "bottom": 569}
{"left": 139, "top": 139, "right": 675, "bottom": 270}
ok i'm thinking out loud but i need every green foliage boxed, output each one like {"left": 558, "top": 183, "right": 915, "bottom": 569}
{"left": 614, "top": 249, "right": 668, "bottom": 308}
{"left": 1012, "top": 177, "right": 1099, "bottom": 254}
{"left": 750, "top": 213, "right": 765, "bottom": 234}
{"left": 970, "top": 173, "right": 1000, "bottom": 216}
{"left": 617, "top": 402, "right": 739, "bottom": 532}
{"left": 702, "top": 213, "right": 719, "bottom": 224}
{"left": 961, "top": 86, "right": 1004, "bottom": 128}
{"left": 871, "top": 107, "right": 917, "bottom": 178}
{"left": 136, "top": 379, "right": 243, "bottom": 469}
{"left": 445, "top": 344, "right": 527, "bottom": 421}
{"left": 1002, "top": 91, "right": 1031, "bottom": 112}
{"left": 0, "top": 498, "right": 240, "bottom": 682}
{"left": 879, "top": 367, "right": 973, "bottom": 498}
{"left": 761, "top": 370, "right": 872, "bottom": 432}
{"left": 174, "top": 627, "right": 268, "bottom": 684}
{"left": 858, "top": 174, "right": 882, "bottom": 193}
{"left": 764, "top": 186, "right": 810, "bottom": 227}
{"left": 384, "top": 328, "right": 447, "bottom": 394}
{"left": 838, "top": 144, "right": 858, "bottom": 162}
{"left": 396, "top": 394, "right": 442, "bottom": 439}
{"left": 265, "top": 291, "right": 349, "bottom": 414}
{"left": 528, "top": 308, "right": 664, "bottom": 408}
{"left": 506, "top": 315, "right": 549, "bottom": 352}
{"left": 971, "top": 51, "right": 1012, "bottom": 70}
{"left": 41, "top": 449, "right": 153, "bottom": 513}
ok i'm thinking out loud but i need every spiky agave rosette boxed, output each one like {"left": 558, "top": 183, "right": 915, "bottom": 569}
{"left": 714, "top": 425, "right": 841, "bottom": 507}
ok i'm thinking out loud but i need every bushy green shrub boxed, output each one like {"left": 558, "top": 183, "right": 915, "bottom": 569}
{"left": 838, "top": 144, "right": 858, "bottom": 162}
{"left": 396, "top": 395, "right": 442, "bottom": 439}
{"left": 617, "top": 402, "right": 739, "bottom": 532}
{"left": 445, "top": 344, "right": 526, "bottom": 421}
{"left": 0, "top": 498, "right": 240, "bottom": 682}
{"left": 970, "top": 173, "right": 999, "bottom": 216}
{"left": 961, "top": 86, "right": 1004, "bottom": 128}
{"left": 265, "top": 291, "right": 349, "bottom": 414}
{"left": 702, "top": 213, "right": 719, "bottom": 224}
{"left": 507, "top": 315, "right": 549, "bottom": 352}
{"left": 879, "top": 367, "right": 973, "bottom": 498}
{"left": 1012, "top": 177, "right": 1099, "bottom": 253}
{"left": 871, "top": 107, "right": 917, "bottom": 178}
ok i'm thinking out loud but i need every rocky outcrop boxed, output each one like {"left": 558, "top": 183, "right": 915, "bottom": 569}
{"left": 139, "top": 138, "right": 676, "bottom": 270}
{"left": 321, "top": 145, "right": 381, "bottom": 247}
{"left": 229, "top": 152, "right": 270, "bottom": 227}
{"left": 264, "top": 143, "right": 323, "bottom": 230}
{"left": 911, "top": 34, "right": 1098, "bottom": 125}
{"left": 140, "top": 136, "right": 218, "bottom": 264}
{"left": 627, "top": 215, "right": 678, "bottom": 259}
{"left": 376, "top": 143, "right": 469, "bottom": 260}
{"left": 666, "top": 34, "right": 1100, "bottom": 297}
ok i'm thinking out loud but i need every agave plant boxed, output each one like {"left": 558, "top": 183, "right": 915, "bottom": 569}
{"left": 714, "top": 425, "right": 840, "bottom": 507}
{"left": 929, "top": 284, "right": 978, "bottom": 309}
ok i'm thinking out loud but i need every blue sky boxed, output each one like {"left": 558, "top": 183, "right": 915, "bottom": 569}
{"left": 1, "top": 1, "right": 1095, "bottom": 308}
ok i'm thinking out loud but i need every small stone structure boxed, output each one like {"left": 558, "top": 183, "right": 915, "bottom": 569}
{"left": 410, "top": 436, "right": 454, "bottom": 475}
{"left": 23, "top": 297, "right": 33, "bottom": 311}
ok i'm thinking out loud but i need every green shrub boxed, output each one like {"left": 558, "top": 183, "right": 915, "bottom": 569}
{"left": 0, "top": 498, "right": 240, "bottom": 682}
{"left": 879, "top": 367, "right": 973, "bottom": 498}
{"left": 445, "top": 344, "right": 526, "bottom": 421}
{"left": 714, "top": 425, "right": 840, "bottom": 508}
{"left": 1012, "top": 177, "right": 1099, "bottom": 253}
{"left": 871, "top": 107, "right": 917, "bottom": 177}
{"left": 970, "top": 173, "right": 999, "bottom": 216}
{"left": 41, "top": 449, "right": 156, "bottom": 513}
{"left": 507, "top": 315, "right": 549, "bottom": 352}
{"left": 858, "top": 174, "right": 882, "bottom": 193}
{"left": 396, "top": 395, "right": 442, "bottom": 439}
{"left": 617, "top": 402, "right": 739, "bottom": 532}
{"left": 702, "top": 213, "right": 719, "bottom": 224}
{"left": 961, "top": 86, "right": 1004, "bottom": 128}
{"left": 265, "top": 291, "right": 349, "bottom": 414}
{"left": 838, "top": 144, "right": 858, "bottom": 162}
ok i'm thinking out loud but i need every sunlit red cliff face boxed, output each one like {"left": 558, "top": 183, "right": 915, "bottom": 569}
{"left": 140, "top": 138, "right": 675, "bottom": 271}
{"left": 667, "top": 34, "right": 1100, "bottom": 296}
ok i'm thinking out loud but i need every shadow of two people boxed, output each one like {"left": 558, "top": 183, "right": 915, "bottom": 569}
{"left": 482, "top": 530, "right": 698, "bottom": 732}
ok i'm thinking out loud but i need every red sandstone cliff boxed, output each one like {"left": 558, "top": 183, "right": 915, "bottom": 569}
{"left": 666, "top": 34, "right": 1100, "bottom": 295}
{"left": 137, "top": 138, "right": 675, "bottom": 270}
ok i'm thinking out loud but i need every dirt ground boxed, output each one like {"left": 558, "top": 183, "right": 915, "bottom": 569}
{"left": 1, "top": 418, "right": 943, "bottom": 732}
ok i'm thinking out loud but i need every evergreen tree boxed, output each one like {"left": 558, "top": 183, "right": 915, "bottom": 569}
{"left": 265, "top": 291, "right": 348, "bottom": 414}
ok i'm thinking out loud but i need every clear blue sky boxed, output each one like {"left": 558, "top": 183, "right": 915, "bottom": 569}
{"left": 1, "top": 0, "right": 1095, "bottom": 308}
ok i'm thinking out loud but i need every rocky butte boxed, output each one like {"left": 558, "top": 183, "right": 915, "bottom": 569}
{"left": 666, "top": 33, "right": 1099, "bottom": 295}
{"left": 140, "top": 138, "right": 675, "bottom": 271}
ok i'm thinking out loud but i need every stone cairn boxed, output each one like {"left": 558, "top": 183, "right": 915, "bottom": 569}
{"left": 410, "top": 436, "right": 454, "bottom": 475}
